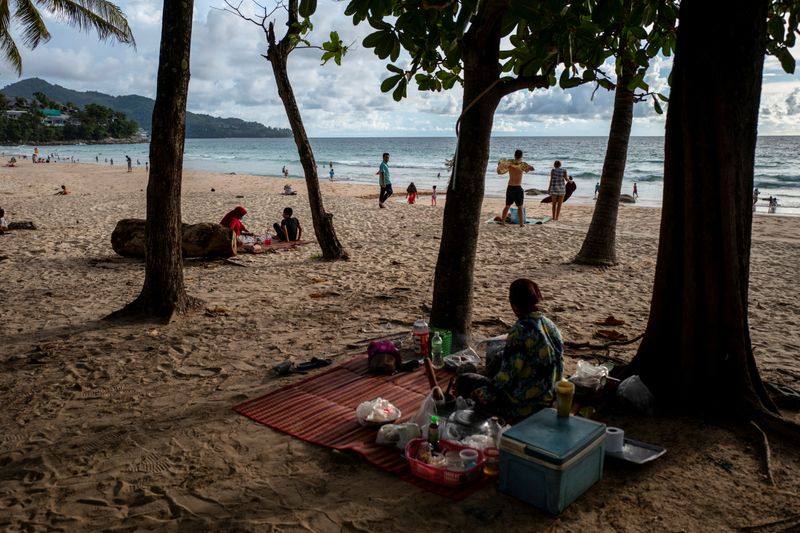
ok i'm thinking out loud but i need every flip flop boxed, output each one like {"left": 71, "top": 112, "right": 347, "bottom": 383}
{"left": 294, "top": 357, "right": 332, "bottom": 372}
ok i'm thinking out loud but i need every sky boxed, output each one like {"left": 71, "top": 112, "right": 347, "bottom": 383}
{"left": 1, "top": 0, "right": 799, "bottom": 137}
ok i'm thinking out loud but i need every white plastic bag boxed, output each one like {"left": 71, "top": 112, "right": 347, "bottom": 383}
{"left": 356, "top": 398, "right": 401, "bottom": 425}
{"left": 570, "top": 360, "right": 609, "bottom": 391}
{"left": 411, "top": 390, "right": 438, "bottom": 429}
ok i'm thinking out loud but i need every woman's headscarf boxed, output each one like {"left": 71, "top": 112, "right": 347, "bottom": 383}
{"left": 220, "top": 206, "right": 247, "bottom": 236}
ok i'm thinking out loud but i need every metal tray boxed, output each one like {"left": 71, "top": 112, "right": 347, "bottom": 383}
{"left": 605, "top": 437, "right": 666, "bottom": 464}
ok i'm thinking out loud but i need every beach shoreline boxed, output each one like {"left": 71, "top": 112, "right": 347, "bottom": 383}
{"left": 1, "top": 159, "right": 799, "bottom": 531}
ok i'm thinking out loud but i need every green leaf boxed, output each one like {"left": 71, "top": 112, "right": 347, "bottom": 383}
{"left": 298, "top": 0, "right": 317, "bottom": 18}
{"left": 392, "top": 79, "right": 407, "bottom": 101}
{"left": 386, "top": 63, "right": 404, "bottom": 74}
{"left": 775, "top": 47, "right": 796, "bottom": 74}
{"left": 380, "top": 74, "right": 402, "bottom": 93}
{"left": 768, "top": 15, "right": 785, "bottom": 42}
{"left": 653, "top": 97, "right": 663, "bottom": 115}
{"left": 363, "top": 30, "right": 386, "bottom": 49}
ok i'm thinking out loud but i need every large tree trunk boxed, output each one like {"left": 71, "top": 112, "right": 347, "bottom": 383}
{"left": 574, "top": 57, "right": 635, "bottom": 266}
{"left": 264, "top": 2, "right": 348, "bottom": 261}
{"left": 625, "top": 0, "right": 775, "bottom": 418}
{"left": 108, "top": 0, "right": 199, "bottom": 320}
{"left": 429, "top": 0, "right": 506, "bottom": 348}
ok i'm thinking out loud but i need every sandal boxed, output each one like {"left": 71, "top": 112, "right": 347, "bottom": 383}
{"left": 294, "top": 357, "right": 333, "bottom": 372}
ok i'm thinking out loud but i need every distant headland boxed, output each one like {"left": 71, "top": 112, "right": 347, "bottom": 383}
{"left": 0, "top": 78, "right": 292, "bottom": 140}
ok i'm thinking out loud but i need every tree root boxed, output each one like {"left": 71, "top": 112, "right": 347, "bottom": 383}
{"left": 565, "top": 333, "right": 644, "bottom": 350}
{"left": 749, "top": 420, "right": 775, "bottom": 486}
{"left": 754, "top": 405, "right": 800, "bottom": 442}
{"left": 104, "top": 294, "right": 204, "bottom": 324}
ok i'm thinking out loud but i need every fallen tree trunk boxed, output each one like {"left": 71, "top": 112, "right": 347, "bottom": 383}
{"left": 111, "top": 219, "right": 236, "bottom": 258}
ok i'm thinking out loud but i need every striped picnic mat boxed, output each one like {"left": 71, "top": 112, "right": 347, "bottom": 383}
{"left": 232, "top": 355, "right": 486, "bottom": 500}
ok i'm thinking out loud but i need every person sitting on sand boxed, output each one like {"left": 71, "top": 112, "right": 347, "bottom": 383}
{"left": 454, "top": 278, "right": 564, "bottom": 419}
{"left": 0, "top": 208, "right": 7, "bottom": 233}
{"left": 406, "top": 182, "right": 418, "bottom": 204}
{"left": 272, "top": 207, "right": 302, "bottom": 242}
{"left": 220, "top": 206, "right": 252, "bottom": 240}
{"left": 55, "top": 185, "right": 70, "bottom": 195}
{"left": 282, "top": 184, "right": 297, "bottom": 196}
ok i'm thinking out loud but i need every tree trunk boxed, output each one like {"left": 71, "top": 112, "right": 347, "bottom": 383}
{"left": 265, "top": 3, "right": 348, "bottom": 261}
{"left": 625, "top": 0, "right": 775, "bottom": 418}
{"left": 111, "top": 219, "right": 236, "bottom": 258}
{"left": 108, "top": 0, "right": 199, "bottom": 320}
{"left": 574, "top": 57, "right": 635, "bottom": 266}
{"left": 429, "top": 0, "right": 506, "bottom": 348}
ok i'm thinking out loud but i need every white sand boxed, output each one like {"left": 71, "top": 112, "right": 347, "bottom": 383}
{"left": 1, "top": 159, "right": 799, "bottom": 531}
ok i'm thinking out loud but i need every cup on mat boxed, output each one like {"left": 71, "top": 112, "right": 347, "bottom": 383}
{"left": 483, "top": 447, "right": 500, "bottom": 476}
{"left": 459, "top": 448, "right": 479, "bottom": 469}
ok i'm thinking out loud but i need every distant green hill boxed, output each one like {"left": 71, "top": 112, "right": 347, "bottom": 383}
{"left": 1, "top": 78, "right": 291, "bottom": 139}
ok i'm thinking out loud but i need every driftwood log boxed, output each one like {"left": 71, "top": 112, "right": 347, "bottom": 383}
{"left": 111, "top": 219, "right": 236, "bottom": 258}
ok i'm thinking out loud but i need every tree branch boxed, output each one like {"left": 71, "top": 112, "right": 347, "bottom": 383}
{"left": 495, "top": 74, "right": 549, "bottom": 98}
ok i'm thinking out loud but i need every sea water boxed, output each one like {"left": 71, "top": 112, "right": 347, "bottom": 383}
{"left": 3, "top": 136, "right": 799, "bottom": 216}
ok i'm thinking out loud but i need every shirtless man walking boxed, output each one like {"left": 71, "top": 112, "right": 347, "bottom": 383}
{"left": 498, "top": 149, "right": 532, "bottom": 226}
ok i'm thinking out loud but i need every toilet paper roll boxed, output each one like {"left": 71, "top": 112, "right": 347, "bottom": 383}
{"left": 606, "top": 427, "right": 625, "bottom": 453}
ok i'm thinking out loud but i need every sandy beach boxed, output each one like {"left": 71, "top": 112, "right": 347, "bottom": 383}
{"left": 1, "top": 159, "right": 799, "bottom": 532}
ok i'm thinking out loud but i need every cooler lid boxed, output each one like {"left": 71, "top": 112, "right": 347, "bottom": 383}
{"left": 500, "top": 408, "right": 606, "bottom": 466}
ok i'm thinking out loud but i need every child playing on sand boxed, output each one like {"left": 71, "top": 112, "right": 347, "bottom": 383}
{"left": 406, "top": 182, "right": 418, "bottom": 204}
{"left": 0, "top": 208, "right": 7, "bottom": 233}
{"left": 55, "top": 185, "right": 70, "bottom": 195}
{"left": 431, "top": 185, "right": 437, "bottom": 206}
{"left": 273, "top": 207, "right": 303, "bottom": 242}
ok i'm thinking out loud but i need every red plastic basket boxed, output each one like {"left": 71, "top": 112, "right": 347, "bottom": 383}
{"left": 405, "top": 438, "right": 485, "bottom": 488}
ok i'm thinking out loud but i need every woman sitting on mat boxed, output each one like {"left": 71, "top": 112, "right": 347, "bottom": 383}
{"left": 220, "top": 206, "right": 252, "bottom": 244}
{"left": 454, "top": 278, "right": 564, "bottom": 419}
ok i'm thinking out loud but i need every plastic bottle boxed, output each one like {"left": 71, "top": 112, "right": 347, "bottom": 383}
{"left": 486, "top": 416, "right": 502, "bottom": 447}
{"left": 412, "top": 318, "right": 430, "bottom": 357}
{"left": 428, "top": 415, "right": 440, "bottom": 452}
{"left": 430, "top": 331, "right": 444, "bottom": 369}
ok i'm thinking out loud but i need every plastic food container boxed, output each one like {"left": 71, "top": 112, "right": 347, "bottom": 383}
{"left": 405, "top": 438, "right": 485, "bottom": 488}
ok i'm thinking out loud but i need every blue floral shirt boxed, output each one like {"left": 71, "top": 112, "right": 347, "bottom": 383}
{"left": 474, "top": 312, "right": 564, "bottom": 418}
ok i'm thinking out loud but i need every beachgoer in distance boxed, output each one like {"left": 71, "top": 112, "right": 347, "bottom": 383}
{"left": 329, "top": 167, "right": 335, "bottom": 181}
{"left": 497, "top": 149, "right": 532, "bottom": 227}
{"left": 145, "top": 161, "right": 149, "bottom": 173}
{"left": 55, "top": 185, "right": 70, "bottom": 195}
{"left": 378, "top": 152, "right": 393, "bottom": 208}
{"left": 454, "top": 278, "right": 564, "bottom": 419}
{"left": 0, "top": 208, "right": 7, "bottom": 233}
{"left": 282, "top": 184, "right": 297, "bottom": 195}
{"left": 431, "top": 185, "right": 437, "bottom": 206}
{"left": 273, "top": 207, "right": 303, "bottom": 242}
{"left": 406, "top": 182, "right": 418, "bottom": 204}
{"left": 753, "top": 187, "right": 760, "bottom": 211}
{"left": 548, "top": 160, "right": 568, "bottom": 221}
{"left": 594, "top": 182, "right": 600, "bottom": 199}
{"left": 126, "top": 155, "right": 132, "bottom": 173}
{"left": 220, "top": 206, "right": 251, "bottom": 239}
{"left": 633, "top": 182, "right": 639, "bottom": 199}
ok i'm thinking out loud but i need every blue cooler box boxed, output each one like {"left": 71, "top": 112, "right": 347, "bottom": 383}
{"left": 499, "top": 408, "right": 606, "bottom": 514}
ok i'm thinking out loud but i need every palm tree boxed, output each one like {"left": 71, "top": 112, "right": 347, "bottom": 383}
{"left": 0, "top": 0, "right": 135, "bottom": 75}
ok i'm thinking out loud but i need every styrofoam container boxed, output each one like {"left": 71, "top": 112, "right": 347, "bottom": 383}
{"left": 499, "top": 408, "right": 606, "bottom": 514}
